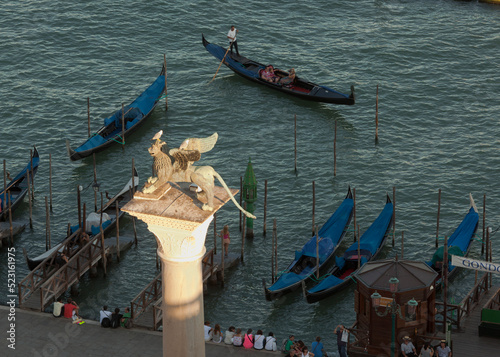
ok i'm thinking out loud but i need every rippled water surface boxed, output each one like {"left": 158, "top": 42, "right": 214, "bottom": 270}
{"left": 1, "top": 0, "right": 499, "bottom": 354}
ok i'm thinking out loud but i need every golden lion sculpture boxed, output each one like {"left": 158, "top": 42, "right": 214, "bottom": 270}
{"left": 144, "top": 132, "right": 256, "bottom": 219}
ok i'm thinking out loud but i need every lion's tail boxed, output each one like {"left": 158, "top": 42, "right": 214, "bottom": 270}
{"left": 213, "top": 171, "right": 257, "bottom": 219}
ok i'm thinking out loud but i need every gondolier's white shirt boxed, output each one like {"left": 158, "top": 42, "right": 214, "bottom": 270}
{"left": 227, "top": 29, "right": 237, "bottom": 42}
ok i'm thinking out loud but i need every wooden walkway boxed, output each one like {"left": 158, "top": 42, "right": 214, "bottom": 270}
{"left": 131, "top": 250, "right": 241, "bottom": 330}
{"left": 452, "top": 284, "right": 500, "bottom": 357}
{"left": 19, "top": 230, "right": 109, "bottom": 311}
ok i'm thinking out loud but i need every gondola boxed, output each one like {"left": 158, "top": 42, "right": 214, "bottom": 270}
{"left": 426, "top": 193, "right": 479, "bottom": 283}
{"left": 305, "top": 194, "right": 393, "bottom": 303}
{"left": 263, "top": 187, "right": 354, "bottom": 301}
{"left": 66, "top": 65, "right": 166, "bottom": 161}
{"left": 202, "top": 35, "right": 355, "bottom": 105}
{"left": 24, "top": 169, "right": 139, "bottom": 270}
{"left": 0, "top": 147, "right": 40, "bottom": 221}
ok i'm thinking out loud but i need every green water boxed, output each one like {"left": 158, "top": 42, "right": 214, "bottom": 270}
{"left": 1, "top": 0, "right": 499, "bottom": 354}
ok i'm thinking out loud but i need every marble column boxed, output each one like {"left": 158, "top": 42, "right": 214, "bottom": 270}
{"left": 122, "top": 182, "right": 237, "bottom": 357}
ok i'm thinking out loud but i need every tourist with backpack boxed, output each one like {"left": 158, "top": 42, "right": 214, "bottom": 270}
{"left": 282, "top": 335, "right": 295, "bottom": 355}
{"left": 100, "top": 306, "right": 112, "bottom": 328}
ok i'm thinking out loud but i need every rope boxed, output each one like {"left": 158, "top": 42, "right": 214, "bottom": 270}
{"left": 308, "top": 273, "right": 330, "bottom": 283}
{"left": 111, "top": 135, "right": 125, "bottom": 145}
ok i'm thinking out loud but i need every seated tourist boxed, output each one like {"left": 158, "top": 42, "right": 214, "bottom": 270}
{"left": 260, "top": 65, "right": 279, "bottom": 83}
{"left": 120, "top": 307, "right": 132, "bottom": 328}
{"left": 100, "top": 305, "right": 112, "bottom": 327}
{"left": 224, "top": 326, "right": 235, "bottom": 344}
{"left": 232, "top": 328, "right": 243, "bottom": 347}
{"left": 204, "top": 321, "right": 213, "bottom": 341}
{"left": 265, "top": 332, "right": 277, "bottom": 351}
{"left": 111, "top": 307, "right": 122, "bottom": 328}
{"left": 279, "top": 68, "right": 296, "bottom": 85}
{"left": 243, "top": 328, "right": 254, "bottom": 349}
{"left": 253, "top": 329, "right": 265, "bottom": 350}
{"left": 212, "top": 324, "right": 223, "bottom": 343}
{"left": 63, "top": 298, "right": 79, "bottom": 320}
{"left": 52, "top": 297, "right": 64, "bottom": 318}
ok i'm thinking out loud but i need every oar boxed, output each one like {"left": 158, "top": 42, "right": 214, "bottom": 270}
{"left": 209, "top": 46, "right": 232, "bottom": 84}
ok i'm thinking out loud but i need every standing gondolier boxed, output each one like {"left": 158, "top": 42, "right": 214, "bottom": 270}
{"left": 227, "top": 25, "right": 239, "bottom": 55}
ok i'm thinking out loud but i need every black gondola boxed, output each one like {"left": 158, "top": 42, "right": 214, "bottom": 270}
{"left": 66, "top": 65, "right": 166, "bottom": 161}
{"left": 0, "top": 147, "right": 40, "bottom": 221}
{"left": 202, "top": 35, "right": 355, "bottom": 105}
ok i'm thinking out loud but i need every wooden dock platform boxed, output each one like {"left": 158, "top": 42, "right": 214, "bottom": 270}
{"left": 18, "top": 230, "right": 110, "bottom": 311}
{"left": 451, "top": 284, "right": 500, "bottom": 357}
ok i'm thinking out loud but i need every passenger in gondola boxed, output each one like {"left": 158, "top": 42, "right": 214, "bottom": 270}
{"left": 55, "top": 252, "right": 69, "bottom": 267}
{"left": 279, "top": 68, "right": 296, "bottom": 86}
{"left": 260, "top": 65, "right": 279, "bottom": 83}
{"left": 78, "top": 232, "right": 90, "bottom": 247}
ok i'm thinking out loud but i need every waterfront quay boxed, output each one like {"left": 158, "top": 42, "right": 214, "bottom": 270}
{"left": 1, "top": 306, "right": 281, "bottom": 356}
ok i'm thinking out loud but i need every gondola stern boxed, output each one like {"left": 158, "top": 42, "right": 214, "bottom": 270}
{"left": 349, "top": 85, "right": 356, "bottom": 104}
{"left": 346, "top": 186, "right": 353, "bottom": 199}
{"left": 202, "top": 34, "right": 209, "bottom": 47}
{"left": 469, "top": 193, "right": 478, "bottom": 213}
{"left": 262, "top": 279, "right": 272, "bottom": 301}
{"left": 32, "top": 146, "right": 40, "bottom": 159}
{"left": 65, "top": 140, "right": 78, "bottom": 161}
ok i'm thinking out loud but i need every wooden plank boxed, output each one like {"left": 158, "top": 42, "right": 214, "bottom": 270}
{"left": 452, "top": 285, "right": 499, "bottom": 356}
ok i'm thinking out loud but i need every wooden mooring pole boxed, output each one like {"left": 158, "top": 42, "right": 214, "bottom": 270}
{"left": 82, "top": 203, "right": 86, "bottom": 234}
{"left": 220, "top": 223, "right": 225, "bottom": 287}
{"left": 27, "top": 169, "right": 33, "bottom": 229}
{"left": 375, "top": 84, "right": 379, "bottom": 144}
{"left": 294, "top": 114, "right": 297, "bottom": 173}
{"left": 353, "top": 188, "right": 357, "bottom": 242}
{"left": 129, "top": 187, "right": 138, "bottom": 247}
{"left": 334, "top": 121, "right": 337, "bottom": 177}
{"left": 3, "top": 160, "right": 6, "bottom": 212}
{"left": 271, "top": 224, "right": 275, "bottom": 284}
{"left": 274, "top": 219, "right": 278, "bottom": 282}
{"left": 213, "top": 213, "right": 217, "bottom": 255}
{"left": 30, "top": 149, "right": 34, "bottom": 198}
{"left": 436, "top": 188, "right": 441, "bottom": 248}
{"left": 93, "top": 153, "right": 98, "bottom": 212}
{"left": 443, "top": 235, "right": 448, "bottom": 333}
{"left": 116, "top": 198, "right": 120, "bottom": 261}
{"left": 49, "top": 154, "right": 53, "bottom": 211}
{"left": 132, "top": 158, "right": 136, "bottom": 194}
{"left": 482, "top": 194, "right": 486, "bottom": 256}
{"left": 77, "top": 186, "right": 82, "bottom": 228}
{"left": 241, "top": 208, "right": 246, "bottom": 262}
{"left": 357, "top": 224, "right": 361, "bottom": 268}
{"left": 239, "top": 176, "right": 242, "bottom": 232}
{"left": 100, "top": 192, "right": 107, "bottom": 275}
{"left": 312, "top": 181, "right": 315, "bottom": 236}
{"left": 45, "top": 196, "right": 51, "bottom": 250}
{"left": 87, "top": 97, "right": 91, "bottom": 137}
{"left": 263, "top": 180, "right": 268, "bottom": 236}
{"left": 164, "top": 54, "right": 168, "bottom": 111}
{"left": 315, "top": 225, "right": 319, "bottom": 279}
{"left": 392, "top": 186, "right": 396, "bottom": 247}
{"left": 8, "top": 192, "right": 13, "bottom": 247}
{"left": 121, "top": 103, "right": 125, "bottom": 150}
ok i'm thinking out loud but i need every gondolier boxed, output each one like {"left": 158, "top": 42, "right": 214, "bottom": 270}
{"left": 227, "top": 25, "right": 239, "bottom": 55}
